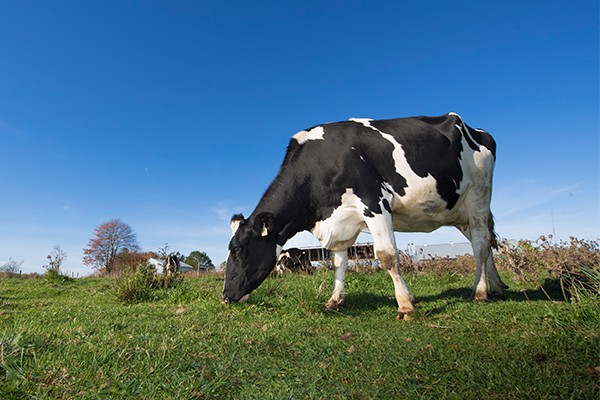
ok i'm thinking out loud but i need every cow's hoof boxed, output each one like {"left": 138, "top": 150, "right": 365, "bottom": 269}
{"left": 325, "top": 299, "right": 345, "bottom": 311}
{"left": 473, "top": 291, "right": 505, "bottom": 302}
{"left": 472, "top": 289, "right": 490, "bottom": 302}
{"left": 396, "top": 312, "right": 413, "bottom": 321}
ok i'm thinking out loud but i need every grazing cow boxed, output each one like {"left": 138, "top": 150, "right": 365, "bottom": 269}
{"left": 223, "top": 113, "right": 506, "bottom": 319}
{"left": 164, "top": 254, "right": 180, "bottom": 275}
{"left": 275, "top": 248, "right": 311, "bottom": 274}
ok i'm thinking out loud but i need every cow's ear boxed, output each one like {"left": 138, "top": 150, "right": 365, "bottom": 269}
{"left": 254, "top": 212, "right": 274, "bottom": 237}
{"left": 230, "top": 214, "right": 245, "bottom": 235}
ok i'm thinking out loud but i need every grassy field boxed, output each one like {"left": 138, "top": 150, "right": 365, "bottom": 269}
{"left": 1, "top": 268, "right": 598, "bottom": 399}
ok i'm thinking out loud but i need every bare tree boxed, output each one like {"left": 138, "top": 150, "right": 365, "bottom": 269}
{"left": 45, "top": 245, "right": 67, "bottom": 274}
{"left": 83, "top": 219, "right": 140, "bottom": 274}
{"left": 158, "top": 243, "right": 171, "bottom": 259}
{"left": 0, "top": 258, "right": 24, "bottom": 273}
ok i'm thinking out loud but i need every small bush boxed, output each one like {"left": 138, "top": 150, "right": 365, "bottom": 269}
{"left": 113, "top": 262, "right": 184, "bottom": 303}
{"left": 113, "top": 262, "right": 157, "bottom": 303}
{"left": 569, "top": 263, "right": 600, "bottom": 302}
{"left": 496, "top": 236, "right": 600, "bottom": 301}
{"left": 44, "top": 268, "right": 73, "bottom": 284}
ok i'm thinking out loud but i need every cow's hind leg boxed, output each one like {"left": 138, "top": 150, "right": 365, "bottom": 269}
{"left": 486, "top": 213, "right": 509, "bottom": 298}
{"left": 461, "top": 212, "right": 507, "bottom": 301}
{"left": 326, "top": 251, "right": 348, "bottom": 310}
{"left": 366, "top": 213, "right": 415, "bottom": 319}
{"left": 380, "top": 249, "right": 416, "bottom": 320}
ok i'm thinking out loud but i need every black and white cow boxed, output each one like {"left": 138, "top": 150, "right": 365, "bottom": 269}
{"left": 164, "top": 254, "right": 180, "bottom": 275}
{"left": 223, "top": 113, "right": 506, "bottom": 319}
{"left": 275, "top": 248, "right": 311, "bottom": 274}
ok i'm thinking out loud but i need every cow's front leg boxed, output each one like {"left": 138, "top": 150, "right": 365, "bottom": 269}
{"left": 326, "top": 251, "right": 348, "bottom": 310}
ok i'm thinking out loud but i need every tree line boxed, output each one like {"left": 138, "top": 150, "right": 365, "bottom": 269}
{"left": 80, "top": 219, "right": 215, "bottom": 275}
{"left": 2, "top": 219, "right": 215, "bottom": 276}
{"left": 1, "top": 219, "right": 215, "bottom": 276}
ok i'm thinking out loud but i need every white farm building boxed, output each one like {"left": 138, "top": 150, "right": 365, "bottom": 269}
{"left": 413, "top": 242, "right": 473, "bottom": 260}
{"left": 147, "top": 258, "right": 194, "bottom": 274}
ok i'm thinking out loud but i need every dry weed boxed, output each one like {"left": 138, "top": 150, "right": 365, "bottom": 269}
{"left": 496, "top": 236, "right": 600, "bottom": 301}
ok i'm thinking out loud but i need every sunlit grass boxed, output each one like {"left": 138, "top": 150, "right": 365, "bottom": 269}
{"left": 0, "top": 269, "right": 598, "bottom": 399}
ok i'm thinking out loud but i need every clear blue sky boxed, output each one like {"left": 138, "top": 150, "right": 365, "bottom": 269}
{"left": 1, "top": 0, "right": 598, "bottom": 275}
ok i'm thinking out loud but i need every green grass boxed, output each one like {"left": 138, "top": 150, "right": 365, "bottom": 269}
{"left": 1, "top": 270, "right": 598, "bottom": 399}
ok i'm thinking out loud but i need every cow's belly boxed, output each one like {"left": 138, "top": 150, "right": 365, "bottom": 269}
{"left": 389, "top": 179, "right": 469, "bottom": 232}
{"left": 391, "top": 207, "right": 463, "bottom": 232}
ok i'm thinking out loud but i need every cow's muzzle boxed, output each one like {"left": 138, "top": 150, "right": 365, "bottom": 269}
{"left": 221, "top": 294, "right": 251, "bottom": 304}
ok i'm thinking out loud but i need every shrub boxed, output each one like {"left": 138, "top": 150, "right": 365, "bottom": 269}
{"left": 113, "top": 262, "right": 157, "bottom": 303}
{"left": 496, "top": 236, "right": 600, "bottom": 301}
{"left": 113, "top": 262, "right": 184, "bottom": 303}
{"left": 44, "top": 268, "right": 73, "bottom": 284}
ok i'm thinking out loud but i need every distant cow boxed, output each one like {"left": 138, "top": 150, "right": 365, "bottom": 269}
{"left": 223, "top": 113, "right": 506, "bottom": 319}
{"left": 275, "top": 248, "right": 311, "bottom": 274}
{"left": 164, "top": 254, "right": 180, "bottom": 275}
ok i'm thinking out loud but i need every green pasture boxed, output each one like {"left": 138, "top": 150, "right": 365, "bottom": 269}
{"left": 1, "top": 269, "right": 598, "bottom": 399}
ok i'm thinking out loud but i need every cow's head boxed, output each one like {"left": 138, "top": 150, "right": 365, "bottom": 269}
{"left": 222, "top": 212, "right": 278, "bottom": 304}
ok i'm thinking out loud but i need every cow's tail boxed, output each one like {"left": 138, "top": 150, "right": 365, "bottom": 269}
{"left": 488, "top": 212, "right": 499, "bottom": 250}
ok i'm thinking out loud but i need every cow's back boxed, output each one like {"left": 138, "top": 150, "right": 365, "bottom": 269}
{"left": 287, "top": 114, "right": 494, "bottom": 219}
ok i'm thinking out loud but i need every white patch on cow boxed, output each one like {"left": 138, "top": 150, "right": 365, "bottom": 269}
{"left": 455, "top": 121, "right": 495, "bottom": 181}
{"left": 351, "top": 118, "right": 457, "bottom": 231}
{"left": 275, "top": 245, "right": 290, "bottom": 274}
{"left": 261, "top": 223, "right": 269, "bottom": 237}
{"left": 230, "top": 219, "right": 242, "bottom": 236}
{"left": 311, "top": 188, "right": 366, "bottom": 251}
{"left": 472, "top": 144, "right": 494, "bottom": 172}
{"left": 225, "top": 217, "right": 242, "bottom": 277}
{"left": 330, "top": 251, "right": 348, "bottom": 305}
{"left": 293, "top": 126, "right": 325, "bottom": 144}
{"left": 274, "top": 246, "right": 286, "bottom": 273}
{"left": 349, "top": 117, "right": 373, "bottom": 124}
{"left": 452, "top": 112, "right": 492, "bottom": 176}
{"left": 274, "top": 263, "right": 286, "bottom": 274}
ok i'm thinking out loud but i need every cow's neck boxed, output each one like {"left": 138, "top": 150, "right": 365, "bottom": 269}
{"left": 251, "top": 176, "right": 314, "bottom": 246}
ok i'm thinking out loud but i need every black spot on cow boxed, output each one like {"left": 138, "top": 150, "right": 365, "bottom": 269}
{"left": 382, "top": 198, "right": 392, "bottom": 214}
